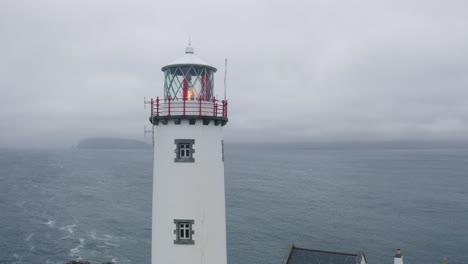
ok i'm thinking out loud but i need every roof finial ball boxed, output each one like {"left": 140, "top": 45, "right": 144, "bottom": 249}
{"left": 186, "top": 34, "right": 194, "bottom": 54}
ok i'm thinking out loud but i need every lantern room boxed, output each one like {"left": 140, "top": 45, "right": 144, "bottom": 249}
{"left": 149, "top": 45, "right": 228, "bottom": 125}
{"left": 161, "top": 46, "right": 217, "bottom": 101}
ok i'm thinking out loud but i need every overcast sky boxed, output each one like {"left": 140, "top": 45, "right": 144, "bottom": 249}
{"left": 1, "top": 0, "right": 468, "bottom": 148}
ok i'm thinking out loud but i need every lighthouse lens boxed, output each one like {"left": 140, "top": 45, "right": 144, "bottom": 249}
{"left": 164, "top": 66, "right": 214, "bottom": 101}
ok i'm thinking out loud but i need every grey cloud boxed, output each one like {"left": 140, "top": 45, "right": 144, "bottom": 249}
{"left": 1, "top": 0, "right": 468, "bottom": 147}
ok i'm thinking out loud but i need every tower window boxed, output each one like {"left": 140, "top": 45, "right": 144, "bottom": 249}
{"left": 174, "top": 219, "right": 194, "bottom": 244}
{"left": 174, "top": 139, "right": 195, "bottom": 162}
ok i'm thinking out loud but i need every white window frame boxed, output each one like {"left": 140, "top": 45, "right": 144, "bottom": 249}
{"left": 174, "top": 139, "right": 195, "bottom": 162}
{"left": 179, "top": 143, "right": 191, "bottom": 158}
{"left": 179, "top": 222, "right": 191, "bottom": 239}
{"left": 174, "top": 219, "right": 195, "bottom": 244}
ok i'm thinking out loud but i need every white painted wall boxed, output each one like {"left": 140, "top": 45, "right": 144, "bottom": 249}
{"left": 151, "top": 119, "right": 227, "bottom": 264}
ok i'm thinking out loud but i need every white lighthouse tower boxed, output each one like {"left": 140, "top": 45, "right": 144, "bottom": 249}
{"left": 149, "top": 44, "right": 228, "bottom": 264}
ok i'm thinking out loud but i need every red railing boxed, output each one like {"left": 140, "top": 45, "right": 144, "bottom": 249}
{"left": 150, "top": 97, "right": 228, "bottom": 119}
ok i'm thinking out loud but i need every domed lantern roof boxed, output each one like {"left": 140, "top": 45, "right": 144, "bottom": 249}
{"left": 161, "top": 46, "right": 217, "bottom": 72}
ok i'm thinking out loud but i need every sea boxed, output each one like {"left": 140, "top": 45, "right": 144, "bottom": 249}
{"left": 0, "top": 145, "right": 467, "bottom": 264}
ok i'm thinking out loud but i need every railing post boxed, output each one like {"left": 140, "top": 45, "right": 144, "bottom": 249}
{"left": 222, "top": 100, "right": 225, "bottom": 118}
{"left": 199, "top": 97, "right": 202, "bottom": 117}
{"left": 168, "top": 96, "right": 171, "bottom": 117}
{"left": 213, "top": 97, "right": 216, "bottom": 117}
{"left": 183, "top": 97, "right": 186, "bottom": 116}
{"left": 156, "top": 97, "right": 160, "bottom": 117}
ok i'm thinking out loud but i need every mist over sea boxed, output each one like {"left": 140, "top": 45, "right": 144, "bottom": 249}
{"left": 1, "top": 144, "right": 467, "bottom": 264}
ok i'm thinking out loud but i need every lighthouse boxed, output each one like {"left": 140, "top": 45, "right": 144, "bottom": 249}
{"left": 149, "top": 44, "right": 228, "bottom": 264}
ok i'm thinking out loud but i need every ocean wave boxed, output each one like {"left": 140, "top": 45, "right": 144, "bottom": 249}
{"left": 69, "top": 238, "right": 85, "bottom": 258}
{"left": 45, "top": 220, "right": 56, "bottom": 227}
{"left": 12, "top": 253, "right": 23, "bottom": 263}
{"left": 25, "top": 233, "right": 35, "bottom": 241}
{"left": 88, "top": 230, "right": 98, "bottom": 240}
{"left": 87, "top": 230, "right": 121, "bottom": 248}
{"left": 104, "top": 241, "right": 120, "bottom": 247}
{"left": 88, "top": 230, "right": 117, "bottom": 242}
{"left": 59, "top": 224, "right": 76, "bottom": 234}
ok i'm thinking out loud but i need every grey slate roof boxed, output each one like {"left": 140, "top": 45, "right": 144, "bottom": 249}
{"left": 283, "top": 244, "right": 367, "bottom": 264}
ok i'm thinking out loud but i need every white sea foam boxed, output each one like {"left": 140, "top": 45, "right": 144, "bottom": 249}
{"left": 104, "top": 241, "right": 120, "bottom": 247}
{"left": 88, "top": 230, "right": 115, "bottom": 241}
{"left": 59, "top": 224, "right": 76, "bottom": 234}
{"left": 88, "top": 230, "right": 97, "bottom": 240}
{"left": 69, "top": 238, "right": 85, "bottom": 258}
{"left": 87, "top": 230, "right": 121, "bottom": 249}
{"left": 45, "top": 220, "right": 56, "bottom": 227}
{"left": 69, "top": 245, "right": 82, "bottom": 257}
{"left": 12, "top": 253, "right": 24, "bottom": 264}
{"left": 25, "top": 233, "right": 35, "bottom": 241}
{"left": 60, "top": 235, "right": 72, "bottom": 240}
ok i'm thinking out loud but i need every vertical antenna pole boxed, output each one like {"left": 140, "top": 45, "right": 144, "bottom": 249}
{"left": 224, "top": 58, "right": 228, "bottom": 100}
{"left": 151, "top": 98, "right": 154, "bottom": 120}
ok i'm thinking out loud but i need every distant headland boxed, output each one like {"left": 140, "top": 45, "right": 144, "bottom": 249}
{"left": 76, "top": 137, "right": 152, "bottom": 150}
